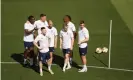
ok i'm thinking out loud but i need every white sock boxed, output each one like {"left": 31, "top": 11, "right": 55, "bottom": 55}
{"left": 29, "top": 58, "right": 33, "bottom": 66}
{"left": 24, "top": 58, "right": 27, "bottom": 64}
{"left": 40, "top": 68, "right": 42, "bottom": 73}
{"left": 67, "top": 61, "right": 71, "bottom": 67}
{"left": 70, "top": 58, "right": 72, "bottom": 61}
{"left": 63, "top": 63, "right": 67, "bottom": 69}
{"left": 48, "top": 64, "right": 51, "bottom": 70}
{"left": 83, "top": 65, "right": 87, "bottom": 69}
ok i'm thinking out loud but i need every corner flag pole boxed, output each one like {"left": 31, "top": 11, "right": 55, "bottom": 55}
{"left": 108, "top": 20, "right": 112, "bottom": 68}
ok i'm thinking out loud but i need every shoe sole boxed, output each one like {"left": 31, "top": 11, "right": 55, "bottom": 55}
{"left": 66, "top": 67, "right": 71, "bottom": 70}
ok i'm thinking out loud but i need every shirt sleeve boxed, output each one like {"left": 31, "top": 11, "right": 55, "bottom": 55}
{"left": 54, "top": 28, "right": 58, "bottom": 36}
{"left": 70, "top": 31, "right": 74, "bottom": 39}
{"left": 34, "top": 21, "right": 38, "bottom": 29}
{"left": 84, "top": 29, "right": 89, "bottom": 39}
{"left": 71, "top": 24, "right": 76, "bottom": 32}
{"left": 24, "top": 23, "right": 29, "bottom": 30}
{"left": 45, "top": 21, "right": 49, "bottom": 27}
{"left": 59, "top": 31, "right": 62, "bottom": 38}
{"left": 34, "top": 35, "right": 40, "bottom": 43}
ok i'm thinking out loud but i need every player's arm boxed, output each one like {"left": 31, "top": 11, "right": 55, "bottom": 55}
{"left": 72, "top": 24, "right": 77, "bottom": 39}
{"left": 54, "top": 35, "right": 57, "bottom": 48}
{"left": 59, "top": 31, "right": 63, "bottom": 49}
{"left": 33, "top": 36, "right": 41, "bottom": 49}
{"left": 71, "top": 36, "right": 74, "bottom": 50}
{"left": 60, "top": 37, "right": 63, "bottom": 49}
{"left": 33, "top": 30, "right": 37, "bottom": 39}
{"left": 33, "top": 22, "right": 39, "bottom": 38}
{"left": 33, "top": 27, "right": 38, "bottom": 39}
{"left": 48, "top": 34, "right": 52, "bottom": 47}
{"left": 73, "top": 31, "right": 77, "bottom": 39}
{"left": 54, "top": 29, "right": 58, "bottom": 48}
{"left": 78, "top": 30, "right": 89, "bottom": 44}
{"left": 25, "top": 28, "right": 35, "bottom": 35}
{"left": 33, "top": 41, "right": 40, "bottom": 49}
{"left": 24, "top": 24, "right": 35, "bottom": 35}
{"left": 79, "top": 37, "right": 89, "bottom": 44}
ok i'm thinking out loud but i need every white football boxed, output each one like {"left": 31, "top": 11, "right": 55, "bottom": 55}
{"left": 96, "top": 47, "right": 102, "bottom": 54}
{"left": 102, "top": 47, "right": 108, "bottom": 53}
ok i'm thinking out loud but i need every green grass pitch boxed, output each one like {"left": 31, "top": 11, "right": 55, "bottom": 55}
{"left": 1, "top": 0, "right": 133, "bottom": 80}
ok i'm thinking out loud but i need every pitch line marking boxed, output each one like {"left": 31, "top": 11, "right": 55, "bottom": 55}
{"left": 79, "top": 65, "right": 133, "bottom": 72}
{"left": 1, "top": 62, "right": 133, "bottom": 72}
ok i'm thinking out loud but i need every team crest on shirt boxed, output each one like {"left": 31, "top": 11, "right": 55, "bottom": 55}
{"left": 41, "top": 37, "right": 43, "bottom": 39}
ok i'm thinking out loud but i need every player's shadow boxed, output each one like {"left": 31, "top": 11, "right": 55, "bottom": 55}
{"left": 11, "top": 53, "right": 49, "bottom": 74}
{"left": 11, "top": 53, "right": 80, "bottom": 74}
{"left": 53, "top": 54, "right": 81, "bottom": 69}
{"left": 93, "top": 54, "right": 108, "bottom": 67}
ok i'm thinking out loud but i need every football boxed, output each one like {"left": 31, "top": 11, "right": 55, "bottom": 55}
{"left": 102, "top": 47, "right": 108, "bottom": 53}
{"left": 96, "top": 47, "right": 103, "bottom": 54}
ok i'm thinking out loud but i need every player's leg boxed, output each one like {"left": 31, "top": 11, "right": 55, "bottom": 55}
{"left": 23, "top": 49, "right": 29, "bottom": 65}
{"left": 25, "top": 42, "right": 34, "bottom": 66}
{"left": 46, "top": 52, "right": 54, "bottom": 74}
{"left": 35, "top": 42, "right": 40, "bottom": 66}
{"left": 39, "top": 61, "right": 43, "bottom": 76}
{"left": 66, "top": 50, "right": 71, "bottom": 69}
{"left": 69, "top": 50, "right": 73, "bottom": 64}
{"left": 35, "top": 49, "right": 39, "bottom": 66}
{"left": 63, "top": 49, "right": 70, "bottom": 72}
{"left": 38, "top": 52, "right": 43, "bottom": 76}
{"left": 49, "top": 47, "right": 54, "bottom": 64}
{"left": 23, "top": 42, "right": 30, "bottom": 66}
{"left": 28, "top": 46, "right": 34, "bottom": 66}
{"left": 78, "top": 47, "right": 87, "bottom": 72}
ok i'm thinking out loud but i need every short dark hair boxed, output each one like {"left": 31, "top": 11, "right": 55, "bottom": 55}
{"left": 41, "top": 27, "right": 46, "bottom": 30}
{"left": 80, "top": 20, "right": 85, "bottom": 24}
{"left": 40, "top": 14, "right": 46, "bottom": 17}
{"left": 65, "top": 15, "right": 71, "bottom": 21}
{"left": 28, "top": 15, "right": 34, "bottom": 21}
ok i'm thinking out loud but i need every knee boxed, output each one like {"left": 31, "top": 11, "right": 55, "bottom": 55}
{"left": 25, "top": 49, "right": 30, "bottom": 53}
{"left": 29, "top": 47, "right": 34, "bottom": 51}
{"left": 65, "top": 54, "right": 69, "bottom": 59}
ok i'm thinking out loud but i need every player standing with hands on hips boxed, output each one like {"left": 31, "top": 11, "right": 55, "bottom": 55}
{"left": 78, "top": 20, "right": 89, "bottom": 72}
{"left": 33, "top": 27, "right": 54, "bottom": 76}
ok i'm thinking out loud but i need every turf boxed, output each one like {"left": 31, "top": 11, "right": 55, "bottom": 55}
{"left": 1, "top": 0, "right": 133, "bottom": 80}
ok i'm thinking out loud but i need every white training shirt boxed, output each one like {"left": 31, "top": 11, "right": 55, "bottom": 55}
{"left": 67, "top": 21, "right": 76, "bottom": 32}
{"left": 23, "top": 23, "right": 35, "bottom": 42}
{"left": 78, "top": 27, "right": 89, "bottom": 48}
{"left": 34, "top": 34, "right": 51, "bottom": 53}
{"left": 34, "top": 20, "right": 48, "bottom": 34}
{"left": 47, "top": 27, "right": 58, "bottom": 47}
{"left": 60, "top": 30, "right": 74, "bottom": 49}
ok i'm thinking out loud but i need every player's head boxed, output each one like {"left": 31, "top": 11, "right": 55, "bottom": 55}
{"left": 63, "top": 15, "right": 71, "bottom": 23}
{"left": 63, "top": 23, "right": 68, "bottom": 32}
{"left": 48, "top": 20, "right": 53, "bottom": 28}
{"left": 80, "top": 20, "right": 85, "bottom": 29}
{"left": 41, "top": 27, "right": 47, "bottom": 35}
{"left": 40, "top": 14, "right": 47, "bottom": 22}
{"left": 28, "top": 15, "right": 35, "bottom": 24}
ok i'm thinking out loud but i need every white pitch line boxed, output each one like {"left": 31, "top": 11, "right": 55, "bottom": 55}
{"left": 79, "top": 65, "right": 133, "bottom": 72}
{"left": 0, "top": 62, "right": 19, "bottom": 64}
{"left": 0, "top": 62, "right": 57, "bottom": 65}
{"left": 1, "top": 62, "right": 133, "bottom": 72}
